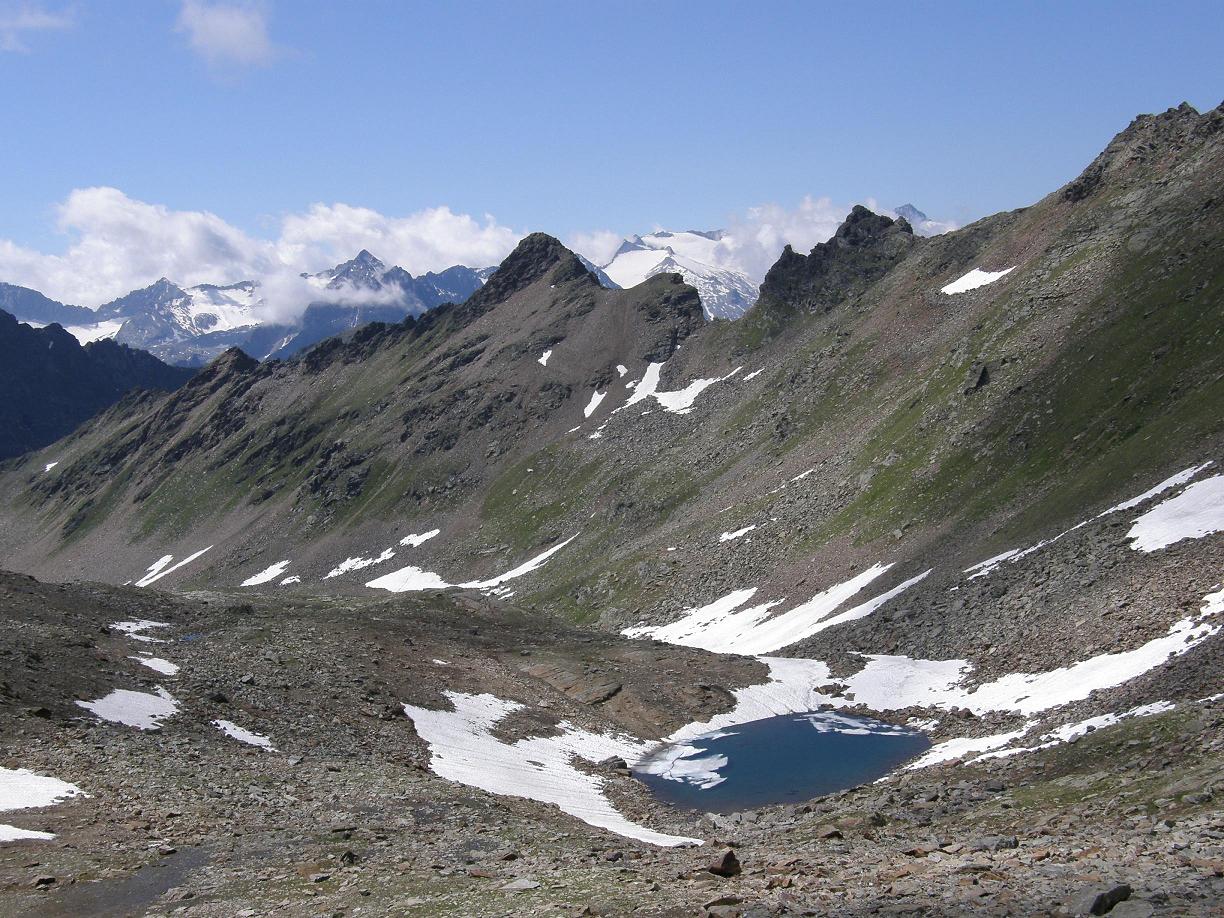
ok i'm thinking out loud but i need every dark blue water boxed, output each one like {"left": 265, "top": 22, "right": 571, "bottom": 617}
{"left": 634, "top": 711, "right": 931, "bottom": 813}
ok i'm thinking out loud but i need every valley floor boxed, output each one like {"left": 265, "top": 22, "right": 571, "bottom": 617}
{"left": 1, "top": 576, "right": 1221, "bottom": 917}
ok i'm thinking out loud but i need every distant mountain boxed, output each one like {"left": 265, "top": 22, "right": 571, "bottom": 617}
{"left": 1, "top": 254, "right": 495, "bottom": 367}
{"left": 600, "top": 230, "right": 757, "bottom": 320}
{"left": 0, "top": 282, "right": 95, "bottom": 326}
{"left": 894, "top": 203, "right": 956, "bottom": 236}
{"left": 0, "top": 309, "right": 195, "bottom": 460}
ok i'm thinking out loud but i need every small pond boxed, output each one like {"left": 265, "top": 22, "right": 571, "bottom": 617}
{"left": 633, "top": 710, "right": 931, "bottom": 813}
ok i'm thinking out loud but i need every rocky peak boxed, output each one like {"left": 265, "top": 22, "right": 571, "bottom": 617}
{"left": 1063, "top": 101, "right": 1224, "bottom": 203}
{"left": 754, "top": 206, "right": 916, "bottom": 319}
{"left": 326, "top": 250, "right": 388, "bottom": 289}
{"left": 467, "top": 233, "right": 595, "bottom": 310}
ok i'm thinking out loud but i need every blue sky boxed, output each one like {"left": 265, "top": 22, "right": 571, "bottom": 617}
{"left": 1, "top": 0, "right": 1221, "bottom": 304}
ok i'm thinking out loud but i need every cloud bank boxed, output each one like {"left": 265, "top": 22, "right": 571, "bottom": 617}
{"left": 0, "top": 186, "right": 955, "bottom": 321}
{"left": 0, "top": 187, "right": 523, "bottom": 317}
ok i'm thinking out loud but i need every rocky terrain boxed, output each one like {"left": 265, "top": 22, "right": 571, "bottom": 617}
{"left": 1, "top": 102, "right": 1223, "bottom": 916}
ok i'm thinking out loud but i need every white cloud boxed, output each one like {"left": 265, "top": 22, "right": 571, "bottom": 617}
{"left": 0, "top": 187, "right": 524, "bottom": 318}
{"left": 176, "top": 0, "right": 277, "bottom": 69}
{"left": 571, "top": 196, "right": 957, "bottom": 283}
{"left": 564, "top": 229, "right": 624, "bottom": 269}
{"left": 0, "top": 3, "right": 72, "bottom": 52}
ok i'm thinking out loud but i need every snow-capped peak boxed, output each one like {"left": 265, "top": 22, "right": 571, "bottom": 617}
{"left": 600, "top": 229, "right": 757, "bottom": 320}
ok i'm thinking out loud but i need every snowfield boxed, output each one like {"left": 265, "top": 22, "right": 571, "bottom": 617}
{"left": 624, "top": 564, "right": 931, "bottom": 656}
{"left": 404, "top": 691, "right": 700, "bottom": 846}
{"left": 1127, "top": 474, "right": 1224, "bottom": 551}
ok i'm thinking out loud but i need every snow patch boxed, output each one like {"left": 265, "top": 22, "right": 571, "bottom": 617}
{"left": 76, "top": 686, "right": 178, "bottom": 730}
{"left": 366, "top": 536, "right": 578, "bottom": 594}
{"left": 538, "top": 349, "right": 552, "bottom": 366}
{"left": 719, "top": 524, "right": 756, "bottom": 543}
{"left": 42, "top": 461, "right": 58, "bottom": 473}
{"left": 135, "top": 546, "right": 213, "bottom": 587}
{"left": 0, "top": 767, "right": 84, "bottom": 844}
{"left": 583, "top": 389, "right": 606, "bottom": 418}
{"left": 130, "top": 655, "right": 179, "bottom": 676}
{"left": 214, "top": 719, "right": 275, "bottom": 750}
{"left": 325, "top": 548, "right": 395, "bottom": 579}
{"left": 111, "top": 619, "right": 170, "bottom": 644}
{"left": 940, "top": 267, "right": 1015, "bottom": 295}
{"left": 400, "top": 529, "right": 440, "bottom": 547}
{"left": 241, "top": 560, "right": 291, "bottom": 586}
{"left": 1127, "top": 474, "right": 1224, "bottom": 552}
{"left": 624, "top": 565, "right": 929, "bottom": 656}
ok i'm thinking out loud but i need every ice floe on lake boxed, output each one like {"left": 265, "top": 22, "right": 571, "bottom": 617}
{"left": 241, "top": 560, "right": 291, "bottom": 586}
{"left": 404, "top": 691, "right": 699, "bottom": 846}
{"left": 940, "top": 266, "right": 1015, "bottom": 295}
{"left": 76, "top": 686, "right": 178, "bottom": 730}
{"left": 214, "top": 719, "right": 275, "bottom": 750}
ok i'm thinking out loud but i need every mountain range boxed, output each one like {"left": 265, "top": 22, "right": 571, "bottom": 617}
{"left": 1, "top": 253, "right": 494, "bottom": 367}
{"left": 1, "top": 102, "right": 1222, "bottom": 915}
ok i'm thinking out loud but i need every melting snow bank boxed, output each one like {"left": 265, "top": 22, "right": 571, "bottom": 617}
{"left": 538, "top": 349, "right": 552, "bottom": 366}
{"left": 612, "top": 362, "right": 741, "bottom": 418}
{"left": 76, "top": 686, "right": 178, "bottom": 730}
{"left": 241, "top": 560, "right": 291, "bottom": 586}
{"left": 366, "top": 535, "right": 577, "bottom": 594}
{"left": 42, "top": 461, "right": 59, "bottom": 473}
{"left": 400, "top": 529, "right": 440, "bottom": 547}
{"left": 719, "top": 524, "right": 756, "bottom": 543}
{"left": 326, "top": 548, "right": 396, "bottom": 579}
{"left": 130, "top": 655, "right": 179, "bottom": 675}
{"left": 0, "top": 767, "right": 85, "bottom": 843}
{"left": 111, "top": 619, "right": 170, "bottom": 643}
{"left": 940, "top": 266, "right": 1015, "bottom": 295}
{"left": 963, "top": 462, "right": 1216, "bottom": 579}
{"left": 404, "top": 692, "right": 700, "bottom": 847}
{"left": 134, "top": 546, "right": 213, "bottom": 587}
{"left": 214, "top": 719, "right": 275, "bottom": 750}
{"left": 1127, "top": 474, "right": 1224, "bottom": 552}
{"left": 624, "top": 564, "right": 931, "bottom": 655}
